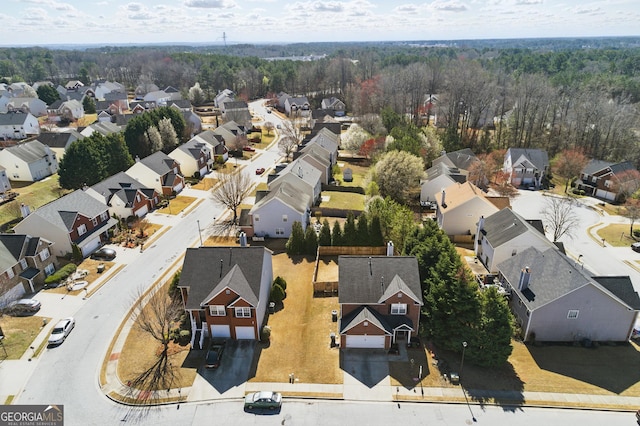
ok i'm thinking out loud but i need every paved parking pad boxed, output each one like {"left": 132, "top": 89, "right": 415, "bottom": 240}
{"left": 341, "top": 349, "right": 391, "bottom": 401}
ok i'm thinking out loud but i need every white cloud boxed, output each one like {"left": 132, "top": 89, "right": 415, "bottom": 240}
{"left": 184, "top": 0, "right": 235, "bottom": 8}
{"left": 514, "top": 0, "right": 542, "bottom": 5}
{"left": 312, "top": 1, "right": 344, "bottom": 12}
{"left": 430, "top": 0, "right": 468, "bottom": 12}
{"left": 22, "top": 7, "right": 48, "bottom": 21}
{"left": 126, "top": 2, "right": 142, "bottom": 12}
{"left": 394, "top": 4, "right": 420, "bottom": 14}
{"left": 129, "top": 12, "right": 153, "bottom": 20}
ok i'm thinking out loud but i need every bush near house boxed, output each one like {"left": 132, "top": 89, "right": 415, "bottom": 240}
{"left": 44, "top": 263, "right": 77, "bottom": 285}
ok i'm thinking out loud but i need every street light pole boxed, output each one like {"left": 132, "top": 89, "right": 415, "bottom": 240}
{"left": 460, "top": 341, "right": 468, "bottom": 377}
{"left": 197, "top": 220, "right": 203, "bottom": 246}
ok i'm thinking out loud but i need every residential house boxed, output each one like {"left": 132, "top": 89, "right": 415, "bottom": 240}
{"left": 143, "top": 89, "right": 181, "bottom": 106}
{"left": 420, "top": 162, "right": 467, "bottom": 206}
{"left": 503, "top": 148, "right": 549, "bottom": 188}
{"left": 134, "top": 83, "right": 159, "bottom": 100}
{"left": 268, "top": 159, "right": 322, "bottom": 205}
{"left": 0, "top": 167, "right": 11, "bottom": 194}
{"left": 431, "top": 148, "right": 478, "bottom": 172}
{"left": 126, "top": 151, "right": 185, "bottom": 196}
{"left": 169, "top": 100, "right": 193, "bottom": 112}
{"left": 91, "top": 80, "right": 127, "bottom": 100}
{"left": 86, "top": 172, "right": 159, "bottom": 219}
{"left": 214, "top": 89, "right": 234, "bottom": 109}
{"left": 300, "top": 127, "right": 340, "bottom": 165}
{"left": 182, "top": 110, "right": 203, "bottom": 136}
{"left": 190, "top": 129, "right": 228, "bottom": 163}
{"left": 64, "top": 80, "right": 84, "bottom": 91}
{"left": 249, "top": 181, "right": 312, "bottom": 238}
{"left": 320, "top": 97, "right": 346, "bottom": 116}
{"left": 168, "top": 139, "right": 211, "bottom": 178}
{"left": 0, "top": 112, "right": 40, "bottom": 140}
{"left": 36, "top": 130, "right": 83, "bottom": 160}
{"left": 311, "top": 121, "right": 342, "bottom": 139}
{"left": 14, "top": 189, "right": 118, "bottom": 257}
{"left": 284, "top": 96, "right": 310, "bottom": 117}
{"left": 0, "top": 97, "right": 47, "bottom": 117}
{"left": 497, "top": 246, "right": 640, "bottom": 342}
{"left": 0, "top": 234, "right": 57, "bottom": 304}
{"left": 297, "top": 150, "right": 331, "bottom": 185}
{"left": 0, "top": 140, "right": 58, "bottom": 182}
{"left": 79, "top": 122, "right": 121, "bottom": 137}
{"left": 475, "top": 208, "right": 557, "bottom": 273}
{"left": 434, "top": 182, "right": 504, "bottom": 236}
{"left": 56, "top": 99, "right": 84, "bottom": 122}
{"left": 222, "top": 100, "right": 252, "bottom": 129}
{"left": 102, "top": 91, "right": 129, "bottom": 112}
{"left": 338, "top": 255, "right": 423, "bottom": 349}
{"left": 6, "top": 82, "right": 35, "bottom": 98}
{"left": 211, "top": 120, "right": 247, "bottom": 148}
{"left": 177, "top": 245, "right": 273, "bottom": 348}
{"left": 576, "top": 160, "right": 639, "bottom": 202}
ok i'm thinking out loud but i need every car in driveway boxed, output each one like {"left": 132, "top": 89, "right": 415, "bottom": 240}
{"left": 6, "top": 298, "right": 41, "bottom": 316}
{"left": 90, "top": 247, "right": 116, "bottom": 261}
{"left": 205, "top": 341, "right": 225, "bottom": 369}
{"left": 255, "top": 167, "right": 266, "bottom": 175}
{"left": 48, "top": 317, "right": 75, "bottom": 345}
{"left": 243, "top": 146, "right": 256, "bottom": 152}
{"left": 244, "top": 391, "right": 282, "bottom": 410}
{"left": 632, "top": 242, "right": 640, "bottom": 253}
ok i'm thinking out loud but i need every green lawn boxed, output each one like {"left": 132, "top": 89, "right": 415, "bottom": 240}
{"left": 334, "top": 161, "right": 370, "bottom": 188}
{"left": 596, "top": 223, "right": 637, "bottom": 247}
{"left": 0, "top": 315, "right": 48, "bottom": 359}
{"left": 320, "top": 191, "right": 365, "bottom": 210}
{"left": 0, "top": 174, "right": 69, "bottom": 226}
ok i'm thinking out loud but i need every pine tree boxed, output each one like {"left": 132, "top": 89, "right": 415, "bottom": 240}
{"left": 355, "top": 214, "right": 369, "bottom": 246}
{"left": 304, "top": 224, "right": 318, "bottom": 255}
{"left": 369, "top": 215, "right": 384, "bottom": 247}
{"left": 470, "top": 287, "right": 514, "bottom": 367}
{"left": 331, "top": 220, "right": 343, "bottom": 246}
{"left": 285, "top": 221, "right": 305, "bottom": 255}
{"left": 343, "top": 212, "right": 357, "bottom": 246}
{"left": 318, "top": 218, "right": 332, "bottom": 246}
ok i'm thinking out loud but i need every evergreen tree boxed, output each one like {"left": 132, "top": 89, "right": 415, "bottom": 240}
{"left": 368, "top": 215, "right": 385, "bottom": 247}
{"left": 304, "top": 224, "right": 318, "bottom": 255}
{"left": 342, "top": 212, "right": 357, "bottom": 246}
{"left": 273, "top": 276, "right": 287, "bottom": 291}
{"left": 36, "top": 84, "right": 60, "bottom": 105}
{"left": 355, "top": 214, "right": 369, "bottom": 246}
{"left": 285, "top": 221, "right": 305, "bottom": 255}
{"left": 470, "top": 287, "right": 514, "bottom": 368}
{"left": 58, "top": 135, "right": 107, "bottom": 189}
{"left": 318, "top": 218, "right": 332, "bottom": 246}
{"left": 82, "top": 96, "right": 96, "bottom": 114}
{"left": 331, "top": 220, "right": 343, "bottom": 246}
{"left": 103, "top": 133, "right": 134, "bottom": 176}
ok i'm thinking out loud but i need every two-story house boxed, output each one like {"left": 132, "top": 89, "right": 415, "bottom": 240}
{"left": 0, "top": 112, "right": 40, "bottom": 140}
{"left": 86, "top": 172, "right": 159, "bottom": 219}
{"left": 168, "top": 139, "right": 211, "bottom": 178}
{"left": 576, "top": 160, "right": 639, "bottom": 202}
{"left": 503, "top": 148, "right": 549, "bottom": 189}
{"left": 177, "top": 245, "right": 273, "bottom": 348}
{"left": 0, "top": 234, "right": 57, "bottom": 303}
{"left": 13, "top": 189, "right": 118, "bottom": 257}
{"left": 126, "top": 151, "right": 185, "bottom": 196}
{"left": 338, "top": 255, "right": 423, "bottom": 349}
{"left": 249, "top": 181, "right": 312, "bottom": 238}
{"left": 0, "top": 140, "right": 58, "bottom": 182}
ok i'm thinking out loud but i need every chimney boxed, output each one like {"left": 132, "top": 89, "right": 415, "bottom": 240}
{"left": 477, "top": 215, "right": 485, "bottom": 232}
{"left": 368, "top": 256, "right": 372, "bottom": 276}
{"left": 386, "top": 241, "right": 394, "bottom": 256}
{"left": 518, "top": 267, "right": 531, "bottom": 291}
{"left": 441, "top": 189, "right": 447, "bottom": 208}
{"left": 239, "top": 232, "right": 247, "bottom": 247}
{"left": 219, "top": 259, "right": 224, "bottom": 278}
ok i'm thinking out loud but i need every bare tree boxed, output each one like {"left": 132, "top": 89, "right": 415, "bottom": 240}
{"left": 263, "top": 121, "right": 274, "bottom": 136}
{"left": 211, "top": 169, "right": 253, "bottom": 224}
{"left": 552, "top": 149, "right": 590, "bottom": 194}
{"left": 127, "top": 287, "right": 184, "bottom": 401}
{"left": 278, "top": 119, "right": 304, "bottom": 162}
{"left": 540, "top": 196, "right": 580, "bottom": 242}
{"left": 622, "top": 198, "right": 640, "bottom": 237}
{"left": 132, "top": 217, "right": 151, "bottom": 238}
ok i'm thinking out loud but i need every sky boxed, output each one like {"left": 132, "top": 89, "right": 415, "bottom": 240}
{"left": 1, "top": 0, "right": 639, "bottom": 47}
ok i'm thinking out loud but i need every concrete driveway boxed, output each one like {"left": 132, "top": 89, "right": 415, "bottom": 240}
{"left": 187, "top": 339, "right": 257, "bottom": 401}
{"left": 340, "top": 349, "right": 391, "bottom": 401}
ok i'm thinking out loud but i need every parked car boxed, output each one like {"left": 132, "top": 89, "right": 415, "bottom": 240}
{"left": 6, "top": 298, "right": 41, "bottom": 316}
{"left": 255, "top": 167, "right": 266, "bottom": 175}
{"left": 632, "top": 242, "right": 640, "bottom": 253}
{"left": 48, "top": 317, "right": 75, "bottom": 345}
{"left": 205, "top": 340, "right": 226, "bottom": 368}
{"left": 244, "top": 391, "right": 282, "bottom": 410}
{"left": 243, "top": 146, "right": 256, "bottom": 152}
{"left": 90, "top": 247, "right": 116, "bottom": 261}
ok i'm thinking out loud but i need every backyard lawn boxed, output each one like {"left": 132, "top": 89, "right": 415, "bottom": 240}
{"left": 0, "top": 174, "right": 69, "bottom": 226}
{"left": 251, "top": 253, "right": 342, "bottom": 384}
{"left": 334, "top": 160, "right": 370, "bottom": 188}
{"left": 319, "top": 191, "right": 365, "bottom": 211}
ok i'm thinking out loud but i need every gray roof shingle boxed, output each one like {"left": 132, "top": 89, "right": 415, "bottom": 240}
{"left": 26, "top": 190, "right": 108, "bottom": 232}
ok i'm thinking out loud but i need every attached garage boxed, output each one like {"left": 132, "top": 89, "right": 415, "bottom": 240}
{"left": 595, "top": 188, "right": 616, "bottom": 201}
{"left": 81, "top": 237, "right": 101, "bottom": 257}
{"left": 235, "top": 326, "right": 256, "bottom": 340}
{"left": 210, "top": 324, "right": 231, "bottom": 339}
{"left": 173, "top": 182, "right": 184, "bottom": 193}
{"left": 134, "top": 204, "right": 149, "bottom": 217}
{"left": 345, "top": 335, "right": 386, "bottom": 349}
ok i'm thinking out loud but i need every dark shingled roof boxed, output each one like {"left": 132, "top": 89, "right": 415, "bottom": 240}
{"left": 592, "top": 276, "right": 640, "bottom": 310}
{"left": 338, "top": 256, "right": 422, "bottom": 305}
{"left": 177, "top": 246, "right": 270, "bottom": 311}
{"left": 481, "top": 208, "right": 547, "bottom": 248}
{"left": 507, "top": 148, "right": 549, "bottom": 171}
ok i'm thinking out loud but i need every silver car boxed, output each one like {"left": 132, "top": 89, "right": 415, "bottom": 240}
{"left": 48, "top": 317, "right": 75, "bottom": 345}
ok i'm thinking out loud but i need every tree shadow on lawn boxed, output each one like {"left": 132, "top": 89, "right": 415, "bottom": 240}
{"left": 527, "top": 341, "right": 640, "bottom": 394}
{"left": 388, "top": 347, "right": 430, "bottom": 390}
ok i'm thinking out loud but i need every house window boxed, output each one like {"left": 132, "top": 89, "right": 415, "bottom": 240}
{"left": 567, "top": 310, "right": 579, "bottom": 319}
{"left": 254, "top": 215, "right": 260, "bottom": 222}
{"left": 39, "top": 248, "right": 50, "bottom": 261}
{"left": 282, "top": 215, "right": 288, "bottom": 222}
{"left": 92, "top": 218, "right": 98, "bottom": 226}
{"left": 136, "top": 194, "right": 141, "bottom": 202}
{"left": 19, "top": 259, "right": 27, "bottom": 270}
{"left": 101, "top": 212, "right": 109, "bottom": 221}
{"left": 77, "top": 224, "right": 87, "bottom": 236}
{"left": 390, "top": 303, "right": 407, "bottom": 315}
{"left": 6, "top": 268, "right": 14, "bottom": 279}
{"left": 235, "top": 307, "right": 251, "bottom": 318}
{"left": 44, "top": 263, "right": 55, "bottom": 276}
{"left": 591, "top": 176, "right": 597, "bottom": 183}
{"left": 275, "top": 228, "right": 285, "bottom": 236}
{"left": 209, "top": 305, "right": 226, "bottom": 316}
{"left": 604, "top": 180, "right": 611, "bottom": 188}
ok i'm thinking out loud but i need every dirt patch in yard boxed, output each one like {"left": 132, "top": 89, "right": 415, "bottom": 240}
{"left": 250, "top": 253, "right": 341, "bottom": 384}
{"left": 0, "top": 315, "right": 49, "bottom": 359}
{"left": 315, "top": 256, "right": 339, "bottom": 282}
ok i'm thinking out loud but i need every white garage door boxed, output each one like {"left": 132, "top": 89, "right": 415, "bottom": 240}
{"left": 81, "top": 238, "right": 101, "bottom": 257}
{"left": 210, "top": 324, "right": 231, "bottom": 338}
{"left": 173, "top": 182, "right": 184, "bottom": 193}
{"left": 199, "top": 166, "right": 209, "bottom": 177}
{"left": 595, "top": 189, "right": 616, "bottom": 201}
{"left": 235, "top": 326, "right": 255, "bottom": 340}
{"left": 346, "top": 335, "right": 385, "bottom": 349}
{"left": 135, "top": 204, "right": 149, "bottom": 217}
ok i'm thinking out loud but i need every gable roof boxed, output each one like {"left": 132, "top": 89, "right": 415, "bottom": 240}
{"left": 89, "top": 171, "right": 153, "bottom": 205}
{"left": 0, "top": 112, "right": 33, "bottom": 126}
{"left": 338, "top": 256, "right": 422, "bottom": 305}
{"left": 592, "top": 276, "right": 640, "bottom": 310}
{"left": 437, "top": 181, "right": 499, "bottom": 213}
{"left": 433, "top": 148, "right": 478, "bottom": 171}
{"left": 3, "top": 140, "right": 51, "bottom": 163}
{"left": 340, "top": 306, "right": 392, "bottom": 335}
{"left": 426, "top": 162, "right": 467, "bottom": 182}
{"left": 137, "top": 151, "right": 176, "bottom": 176}
{"left": 177, "top": 246, "right": 270, "bottom": 310}
{"left": 23, "top": 189, "right": 107, "bottom": 232}
{"left": 251, "top": 180, "right": 311, "bottom": 215}
{"left": 480, "top": 208, "right": 548, "bottom": 248}
{"left": 223, "top": 100, "right": 248, "bottom": 109}
{"left": 507, "top": 148, "right": 549, "bottom": 170}
{"left": 276, "top": 158, "right": 322, "bottom": 188}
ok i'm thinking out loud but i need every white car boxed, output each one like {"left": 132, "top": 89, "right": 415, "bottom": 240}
{"left": 48, "top": 317, "right": 75, "bottom": 345}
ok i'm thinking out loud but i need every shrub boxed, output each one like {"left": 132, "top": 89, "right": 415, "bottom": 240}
{"left": 44, "top": 263, "right": 77, "bottom": 285}
{"left": 270, "top": 283, "right": 286, "bottom": 304}
{"left": 71, "top": 244, "right": 83, "bottom": 263}
{"left": 634, "top": 230, "right": 640, "bottom": 238}
{"left": 168, "top": 269, "right": 182, "bottom": 299}
{"left": 273, "top": 276, "right": 287, "bottom": 291}
{"left": 260, "top": 325, "right": 271, "bottom": 341}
